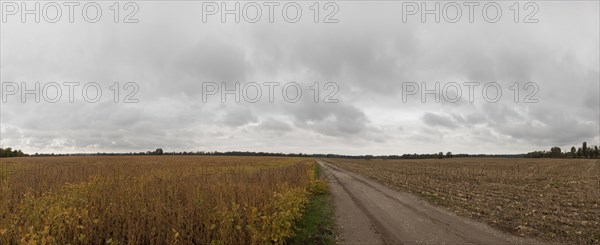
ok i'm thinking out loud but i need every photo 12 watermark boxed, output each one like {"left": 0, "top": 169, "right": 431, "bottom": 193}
{"left": 400, "top": 82, "right": 539, "bottom": 103}
{"left": 1, "top": 1, "right": 140, "bottom": 23}
{"left": 402, "top": 1, "right": 539, "bottom": 23}
{"left": 201, "top": 1, "right": 340, "bottom": 23}
{"left": 0, "top": 82, "right": 140, "bottom": 103}
{"left": 200, "top": 82, "right": 339, "bottom": 104}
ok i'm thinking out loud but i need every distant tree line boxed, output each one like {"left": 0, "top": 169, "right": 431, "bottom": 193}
{"left": 525, "top": 142, "right": 600, "bottom": 159}
{"left": 29, "top": 149, "right": 522, "bottom": 160}
{"left": 0, "top": 147, "right": 28, "bottom": 158}
{"left": 33, "top": 149, "right": 319, "bottom": 158}
{"left": 19, "top": 141, "right": 600, "bottom": 160}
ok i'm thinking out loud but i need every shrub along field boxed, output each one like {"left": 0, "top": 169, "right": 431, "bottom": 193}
{"left": 0, "top": 156, "right": 326, "bottom": 244}
{"left": 326, "top": 158, "right": 600, "bottom": 244}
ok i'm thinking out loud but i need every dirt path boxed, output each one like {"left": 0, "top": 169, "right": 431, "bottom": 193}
{"left": 318, "top": 160, "right": 546, "bottom": 245}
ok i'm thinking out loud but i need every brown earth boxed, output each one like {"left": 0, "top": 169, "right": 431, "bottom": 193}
{"left": 319, "top": 159, "right": 551, "bottom": 245}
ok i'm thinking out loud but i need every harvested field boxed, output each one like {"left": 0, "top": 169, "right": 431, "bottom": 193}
{"left": 326, "top": 158, "right": 600, "bottom": 244}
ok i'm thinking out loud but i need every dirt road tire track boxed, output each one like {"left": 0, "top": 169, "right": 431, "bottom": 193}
{"left": 318, "top": 160, "right": 548, "bottom": 245}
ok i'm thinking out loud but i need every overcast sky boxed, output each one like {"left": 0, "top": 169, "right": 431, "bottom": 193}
{"left": 1, "top": 1, "right": 599, "bottom": 155}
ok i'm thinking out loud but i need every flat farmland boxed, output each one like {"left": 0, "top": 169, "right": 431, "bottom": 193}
{"left": 0, "top": 156, "right": 321, "bottom": 244}
{"left": 325, "top": 158, "right": 600, "bottom": 244}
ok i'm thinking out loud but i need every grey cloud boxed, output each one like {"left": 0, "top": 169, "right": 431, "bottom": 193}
{"left": 407, "top": 127, "right": 445, "bottom": 144}
{"left": 0, "top": 2, "right": 598, "bottom": 154}
{"left": 246, "top": 18, "right": 419, "bottom": 95}
{"left": 452, "top": 113, "right": 486, "bottom": 126}
{"left": 494, "top": 105, "right": 599, "bottom": 146}
{"left": 288, "top": 102, "right": 375, "bottom": 138}
{"left": 256, "top": 118, "right": 292, "bottom": 133}
{"left": 221, "top": 106, "right": 258, "bottom": 127}
{"left": 481, "top": 103, "right": 523, "bottom": 125}
{"left": 178, "top": 39, "right": 247, "bottom": 82}
{"left": 422, "top": 113, "right": 458, "bottom": 129}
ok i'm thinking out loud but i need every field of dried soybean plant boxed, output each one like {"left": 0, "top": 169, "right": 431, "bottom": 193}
{"left": 0, "top": 156, "right": 326, "bottom": 244}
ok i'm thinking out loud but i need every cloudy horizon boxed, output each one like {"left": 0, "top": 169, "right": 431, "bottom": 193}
{"left": 1, "top": 1, "right": 599, "bottom": 155}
